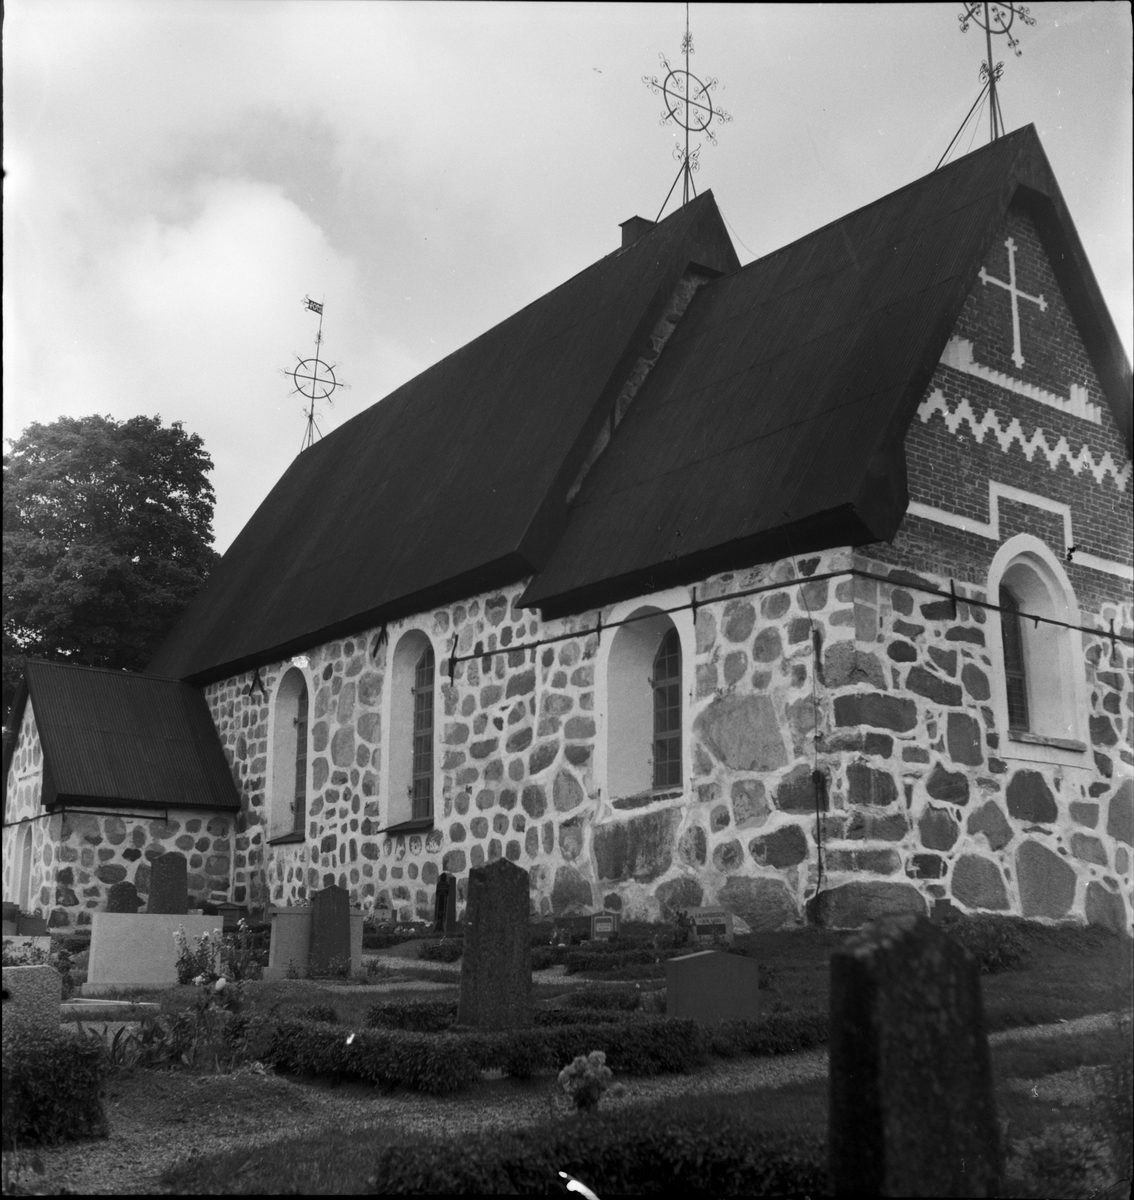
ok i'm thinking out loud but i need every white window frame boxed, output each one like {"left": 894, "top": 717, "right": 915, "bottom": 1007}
{"left": 381, "top": 624, "right": 440, "bottom": 828}
{"left": 594, "top": 586, "right": 694, "bottom": 810}
{"left": 267, "top": 665, "right": 311, "bottom": 841}
{"left": 986, "top": 533, "right": 1090, "bottom": 772}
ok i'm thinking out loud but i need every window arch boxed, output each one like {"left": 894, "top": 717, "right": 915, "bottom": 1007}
{"left": 606, "top": 607, "right": 684, "bottom": 801}
{"left": 269, "top": 667, "right": 309, "bottom": 840}
{"left": 387, "top": 629, "right": 437, "bottom": 828}
{"left": 987, "top": 534, "right": 1087, "bottom": 762}
{"left": 16, "top": 824, "right": 34, "bottom": 913}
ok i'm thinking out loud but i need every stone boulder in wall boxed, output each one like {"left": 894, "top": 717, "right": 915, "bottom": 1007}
{"left": 694, "top": 695, "right": 788, "bottom": 772}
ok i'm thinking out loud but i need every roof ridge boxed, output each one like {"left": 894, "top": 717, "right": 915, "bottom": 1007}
{"left": 26, "top": 659, "right": 186, "bottom": 685}
{"left": 733, "top": 126, "right": 1034, "bottom": 278}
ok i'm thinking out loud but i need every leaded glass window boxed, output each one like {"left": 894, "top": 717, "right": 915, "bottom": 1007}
{"left": 999, "top": 585, "right": 1029, "bottom": 731}
{"left": 411, "top": 646, "right": 435, "bottom": 818}
{"left": 292, "top": 683, "right": 308, "bottom": 831}
{"left": 652, "top": 628, "right": 682, "bottom": 789}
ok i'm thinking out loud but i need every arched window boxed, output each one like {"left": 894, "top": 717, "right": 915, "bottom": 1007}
{"left": 270, "top": 667, "right": 309, "bottom": 840}
{"left": 607, "top": 609, "right": 683, "bottom": 801}
{"left": 16, "top": 825, "right": 34, "bottom": 913}
{"left": 652, "top": 628, "right": 682, "bottom": 788}
{"left": 998, "top": 585, "right": 1029, "bottom": 732}
{"left": 387, "top": 630, "right": 436, "bottom": 828}
{"left": 988, "top": 535, "right": 1087, "bottom": 761}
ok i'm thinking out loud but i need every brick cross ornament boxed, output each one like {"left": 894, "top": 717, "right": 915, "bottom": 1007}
{"left": 979, "top": 236, "right": 1046, "bottom": 369}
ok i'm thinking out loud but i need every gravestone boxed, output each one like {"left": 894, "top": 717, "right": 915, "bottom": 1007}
{"left": 457, "top": 858, "right": 531, "bottom": 1029}
{"left": 310, "top": 884, "right": 351, "bottom": 975}
{"left": 666, "top": 949, "right": 760, "bottom": 1023}
{"left": 590, "top": 911, "right": 620, "bottom": 940}
{"left": 433, "top": 872, "right": 457, "bottom": 935}
{"left": 107, "top": 881, "right": 142, "bottom": 913}
{"left": 146, "top": 852, "right": 189, "bottom": 914}
{"left": 687, "top": 906, "right": 735, "bottom": 945}
{"left": 828, "top": 912, "right": 1001, "bottom": 1197}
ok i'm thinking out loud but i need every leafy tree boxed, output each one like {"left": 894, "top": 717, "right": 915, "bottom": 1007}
{"left": 3, "top": 415, "right": 221, "bottom": 717}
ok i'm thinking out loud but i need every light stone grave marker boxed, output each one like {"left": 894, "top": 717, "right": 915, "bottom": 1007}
{"left": 828, "top": 912, "right": 1001, "bottom": 1197}
{"left": 457, "top": 857, "right": 531, "bottom": 1029}
{"left": 590, "top": 911, "right": 620, "bottom": 940}
{"left": 687, "top": 906, "right": 734, "bottom": 944}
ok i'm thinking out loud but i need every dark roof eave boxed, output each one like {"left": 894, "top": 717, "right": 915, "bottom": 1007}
{"left": 522, "top": 504, "right": 884, "bottom": 621}
{"left": 173, "top": 551, "right": 537, "bottom": 686}
{"left": 47, "top": 794, "right": 239, "bottom": 814}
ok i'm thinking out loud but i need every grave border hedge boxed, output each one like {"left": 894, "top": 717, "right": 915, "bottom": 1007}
{"left": 1, "top": 1026, "right": 107, "bottom": 1148}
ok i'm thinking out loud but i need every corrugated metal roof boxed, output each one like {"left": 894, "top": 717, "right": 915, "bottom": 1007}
{"left": 148, "top": 192, "right": 740, "bottom": 682}
{"left": 12, "top": 661, "right": 239, "bottom": 811}
{"left": 522, "top": 127, "right": 1132, "bottom": 613}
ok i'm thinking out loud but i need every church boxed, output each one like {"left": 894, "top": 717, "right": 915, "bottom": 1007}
{"left": 4, "top": 124, "right": 1132, "bottom": 935}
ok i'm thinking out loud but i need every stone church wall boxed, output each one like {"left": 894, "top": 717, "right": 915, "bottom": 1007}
{"left": 3, "top": 700, "right": 235, "bottom": 927}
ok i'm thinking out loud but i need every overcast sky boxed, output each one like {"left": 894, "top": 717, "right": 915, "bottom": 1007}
{"left": 5, "top": 1, "right": 1131, "bottom": 553}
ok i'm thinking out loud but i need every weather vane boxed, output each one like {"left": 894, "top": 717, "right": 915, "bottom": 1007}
{"left": 281, "top": 296, "right": 348, "bottom": 452}
{"left": 643, "top": 3, "right": 731, "bottom": 221}
{"left": 937, "top": 3, "right": 1036, "bottom": 169}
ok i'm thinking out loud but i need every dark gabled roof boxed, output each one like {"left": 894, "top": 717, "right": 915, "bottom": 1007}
{"left": 522, "top": 125, "right": 1133, "bottom": 615}
{"left": 2, "top": 661, "right": 240, "bottom": 812}
{"left": 148, "top": 192, "right": 740, "bottom": 683}
{"left": 148, "top": 126, "right": 1131, "bottom": 675}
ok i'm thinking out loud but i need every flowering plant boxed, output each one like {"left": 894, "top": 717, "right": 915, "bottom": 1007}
{"left": 557, "top": 1050, "right": 624, "bottom": 1112}
{"left": 173, "top": 925, "right": 221, "bottom": 984}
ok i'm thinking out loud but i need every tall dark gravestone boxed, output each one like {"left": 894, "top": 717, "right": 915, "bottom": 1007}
{"left": 310, "top": 884, "right": 351, "bottom": 975}
{"left": 828, "top": 913, "right": 1001, "bottom": 1197}
{"left": 433, "top": 872, "right": 457, "bottom": 935}
{"left": 146, "top": 852, "right": 189, "bottom": 914}
{"left": 107, "top": 881, "right": 142, "bottom": 913}
{"left": 457, "top": 858, "right": 531, "bottom": 1029}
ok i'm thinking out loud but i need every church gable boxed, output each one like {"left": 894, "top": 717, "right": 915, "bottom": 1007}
{"left": 906, "top": 202, "right": 1132, "bottom": 598}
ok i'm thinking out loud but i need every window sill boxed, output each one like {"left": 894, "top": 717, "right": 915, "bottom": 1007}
{"left": 1008, "top": 732, "right": 1086, "bottom": 754}
{"left": 612, "top": 788, "right": 682, "bottom": 812}
{"left": 267, "top": 831, "right": 305, "bottom": 846}
{"left": 381, "top": 817, "right": 434, "bottom": 836}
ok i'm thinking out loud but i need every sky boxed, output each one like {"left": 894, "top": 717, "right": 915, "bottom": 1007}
{"left": 5, "top": 1, "right": 1131, "bottom": 554}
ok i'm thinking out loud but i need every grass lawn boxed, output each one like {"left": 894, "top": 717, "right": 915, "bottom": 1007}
{"left": 25, "top": 920, "right": 1133, "bottom": 1196}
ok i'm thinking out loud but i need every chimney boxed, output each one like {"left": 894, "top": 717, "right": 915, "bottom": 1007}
{"left": 619, "top": 216, "right": 656, "bottom": 250}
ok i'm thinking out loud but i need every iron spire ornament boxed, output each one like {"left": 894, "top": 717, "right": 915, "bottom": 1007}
{"left": 643, "top": 3, "right": 731, "bottom": 222}
{"left": 937, "top": 3, "right": 1036, "bottom": 169}
{"left": 280, "top": 296, "right": 348, "bottom": 452}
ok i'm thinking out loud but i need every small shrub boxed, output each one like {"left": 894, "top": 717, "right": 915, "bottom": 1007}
{"left": 300, "top": 1004, "right": 339, "bottom": 1024}
{"left": 1, "top": 1027, "right": 107, "bottom": 1148}
{"left": 558, "top": 1050, "right": 624, "bottom": 1111}
{"left": 418, "top": 938, "right": 463, "bottom": 963}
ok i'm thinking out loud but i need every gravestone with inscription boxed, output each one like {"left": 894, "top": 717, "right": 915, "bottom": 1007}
{"left": 590, "top": 911, "right": 620, "bottom": 941}
{"left": 310, "top": 884, "right": 352, "bottom": 975}
{"left": 687, "top": 906, "right": 735, "bottom": 944}
{"left": 107, "top": 881, "right": 142, "bottom": 913}
{"left": 146, "top": 852, "right": 189, "bottom": 915}
{"left": 457, "top": 858, "right": 531, "bottom": 1030}
{"left": 433, "top": 872, "right": 457, "bottom": 935}
{"left": 666, "top": 949, "right": 760, "bottom": 1023}
{"left": 828, "top": 912, "right": 1000, "bottom": 1197}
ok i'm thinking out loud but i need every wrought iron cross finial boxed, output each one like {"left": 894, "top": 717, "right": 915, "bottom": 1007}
{"left": 958, "top": 2, "right": 1036, "bottom": 141}
{"left": 643, "top": 4, "right": 731, "bottom": 221}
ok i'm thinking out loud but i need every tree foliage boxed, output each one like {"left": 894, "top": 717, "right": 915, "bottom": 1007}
{"left": 3, "top": 415, "right": 221, "bottom": 715}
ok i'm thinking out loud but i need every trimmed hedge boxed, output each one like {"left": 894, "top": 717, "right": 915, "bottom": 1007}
{"left": 372, "top": 1106, "right": 827, "bottom": 1195}
{"left": 267, "top": 1019, "right": 479, "bottom": 1094}
{"left": 2, "top": 1027, "right": 107, "bottom": 1148}
{"left": 366, "top": 1000, "right": 458, "bottom": 1032}
{"left": 417, "top": 938, "right": 464, "bottom": 963}
{"left": 532, "top": 1009, "right": 629, "bottom": 1028}
{"left": 299, "top": 1004, "right": 339, "bottom": 1024}
{"left": 565, "top": 984, "right": 642, "bottom": 1010}
{"left": 937, "top": 913, "right": 1030, "bottom": 974}
{"left": 706, "top": 1011, "right": 829, "bottom": 1058}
